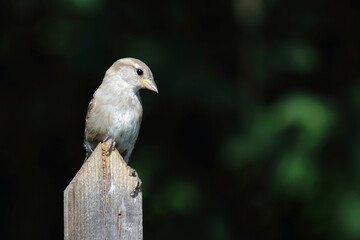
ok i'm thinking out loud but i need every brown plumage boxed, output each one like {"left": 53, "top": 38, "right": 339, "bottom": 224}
{"left": 84, "top": 58, "right": 158, "bottom": 162}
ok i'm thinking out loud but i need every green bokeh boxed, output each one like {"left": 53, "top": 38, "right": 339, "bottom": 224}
{"left": 162, "top": 179, "right": 202, "bottom": 215}
{"left": 273, "top": 152, "right": 317, "bottom": 198}
{"left": 338, "top": 193, "right": 360, "bottom": 239}
{"left": 276, "top": 94, "right": 335, "bottom": 149}
{"left": 269, "top": 42, "right": 319, "bottom": 74}
{"left": 224, "top": 93, "right": 335, "bottom": 169}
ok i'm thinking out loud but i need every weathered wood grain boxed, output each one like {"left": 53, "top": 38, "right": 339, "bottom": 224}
{"left": 64, "top": 140, "right": 142, "bottom": 240}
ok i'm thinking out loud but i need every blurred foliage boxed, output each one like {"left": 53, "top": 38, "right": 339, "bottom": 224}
{"left": 338, "top": 192, "right": 360, "bottom": 239}
{"left": 0, "top": 0, "right": 359, "bottom": 239}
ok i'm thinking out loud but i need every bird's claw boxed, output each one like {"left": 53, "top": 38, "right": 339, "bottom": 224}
{"left": 103, "top": 137, "right": 116, "bottom": 156}
{"left": 129, "top": 168, "right": 142, "bottom": 197}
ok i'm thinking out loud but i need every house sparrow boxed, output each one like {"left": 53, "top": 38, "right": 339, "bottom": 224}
{"left": 84, "top": 58, "right": 158, "bottom": 163}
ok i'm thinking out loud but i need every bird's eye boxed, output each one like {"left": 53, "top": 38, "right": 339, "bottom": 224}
{"left": 136, "top": 69, "right": 143, "bottom": 76}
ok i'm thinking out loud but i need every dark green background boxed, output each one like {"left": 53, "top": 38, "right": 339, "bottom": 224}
{"left": 1, "top": 0, "right": 359, "bottom": 239}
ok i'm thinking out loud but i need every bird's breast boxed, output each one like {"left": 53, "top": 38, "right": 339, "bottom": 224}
{"left": 108, "top": 106, "right": 142, "bottom": 151}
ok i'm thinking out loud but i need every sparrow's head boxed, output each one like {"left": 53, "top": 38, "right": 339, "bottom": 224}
{"left": 106, "top": 57, "right": 158, "bottom": 93}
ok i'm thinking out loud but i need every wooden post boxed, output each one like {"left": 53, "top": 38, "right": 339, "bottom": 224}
{"left": 64, "top": 140, "right": 143, "bottom": 240}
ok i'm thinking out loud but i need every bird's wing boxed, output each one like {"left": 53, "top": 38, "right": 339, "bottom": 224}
{"left": 84, "top": 93, "right": 96, "bottom": 141}
{"left": 85, "top": 97, "right": 94, "bottom": 122}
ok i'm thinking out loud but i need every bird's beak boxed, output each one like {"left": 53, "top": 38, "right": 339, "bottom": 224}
{"left": 140, "top": 78, "right": 158, "bottom": 93}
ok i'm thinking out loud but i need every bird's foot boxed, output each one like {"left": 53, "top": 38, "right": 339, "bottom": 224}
{"left": 129, "top": 167, "right": 142, "bottom": 197}
{"left": 103, "top": 137, "right": 116, "bottom": 156}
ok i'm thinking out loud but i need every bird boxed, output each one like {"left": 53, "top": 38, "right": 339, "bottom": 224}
{"left": 84, "top": 57, "right": 158, "bottom": 163}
